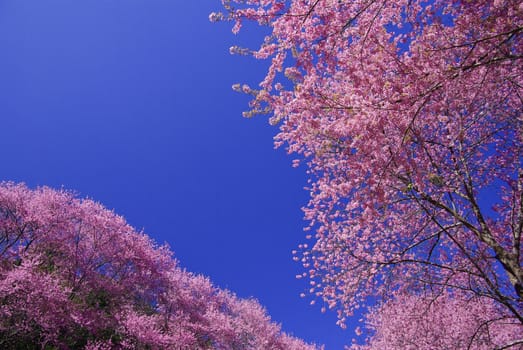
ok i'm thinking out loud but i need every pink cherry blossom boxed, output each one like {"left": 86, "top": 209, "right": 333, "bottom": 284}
{"left": 214, "top": 0, "right": 523, "bottom": 347}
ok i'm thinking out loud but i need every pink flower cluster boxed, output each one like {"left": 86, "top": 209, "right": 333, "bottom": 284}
{"left": 352, "top": 291, "right": 522, "bottom": 350}
{"left": 0, "top": 182, "right": 319, "bottom": 349}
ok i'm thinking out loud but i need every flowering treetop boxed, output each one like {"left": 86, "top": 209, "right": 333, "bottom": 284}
{"left": 0, "top": 182, "right": 319, "bottom": 349}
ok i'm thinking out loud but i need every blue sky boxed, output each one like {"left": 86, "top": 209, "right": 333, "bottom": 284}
{"left": 0, "top": 1, "right": 350, "bottom": 348}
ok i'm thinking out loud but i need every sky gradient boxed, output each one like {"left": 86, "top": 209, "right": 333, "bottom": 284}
{"left": 0, "top": 1, "right": 350, "bottom": 348}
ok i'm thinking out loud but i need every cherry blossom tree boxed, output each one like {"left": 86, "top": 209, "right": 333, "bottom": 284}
{"left": 212, "top": 0, "right": 523, "bottom": 347}
{"left": 0, "top": 182, "right": 319, "bottom": 349}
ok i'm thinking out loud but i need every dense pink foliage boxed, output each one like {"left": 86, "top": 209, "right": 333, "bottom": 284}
{"left": 0, "top": 182, "right": 319, "bottom": 349}
{"left": 352, "top": 291, "right": 522, "bottom": 350}
{"left": 213, "top": 0, "right": 523, "bottom": 347}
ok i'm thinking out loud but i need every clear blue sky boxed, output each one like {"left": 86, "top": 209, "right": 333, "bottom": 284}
{"left": 0, "top": 1, "right": 350, "bottom": 348}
